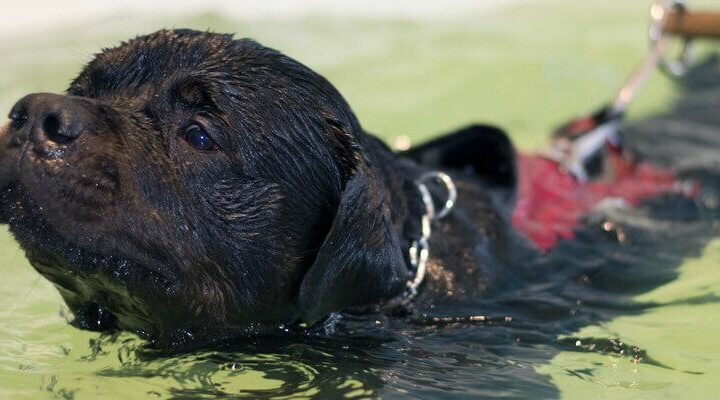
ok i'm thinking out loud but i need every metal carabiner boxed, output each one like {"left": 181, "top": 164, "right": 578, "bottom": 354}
{"left": 649, "top": 0, "right": 693, "bottom": 77}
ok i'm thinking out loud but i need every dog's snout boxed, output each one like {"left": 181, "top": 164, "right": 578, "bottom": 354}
{"left": 9, "top": 93, "right": 85, "bottom": 147}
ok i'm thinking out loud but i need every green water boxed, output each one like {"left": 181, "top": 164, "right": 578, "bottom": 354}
{"left": 1, "top": 1, "right": 720, "bottom": 398}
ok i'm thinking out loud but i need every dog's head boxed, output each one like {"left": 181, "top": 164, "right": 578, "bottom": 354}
{"left": 0, "top": 30, "right": 409, "bottom": 346}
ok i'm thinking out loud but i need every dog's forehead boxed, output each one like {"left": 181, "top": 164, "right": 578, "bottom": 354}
{"left": 69, "top": 30, "right": 260, "bottom": 99}
{"left": 65, "top": 28, "right": 362, "bottom": 145}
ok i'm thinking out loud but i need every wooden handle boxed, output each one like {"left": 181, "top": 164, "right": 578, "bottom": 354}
{"left": 664, "top": 10, "right": 720, "bottom": 39}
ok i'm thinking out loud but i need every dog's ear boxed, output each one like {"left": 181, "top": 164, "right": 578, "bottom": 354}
{"left": 297, "top": 163, "right": 408, "bottom": 324}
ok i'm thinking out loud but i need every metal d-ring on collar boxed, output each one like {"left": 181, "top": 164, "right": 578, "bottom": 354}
{"left": 405, "top": 171, "right": 457, "bottom": 300}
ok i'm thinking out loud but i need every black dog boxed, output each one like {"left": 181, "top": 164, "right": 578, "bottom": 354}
{"left": 0, "top": 29, "right": 523, "bottom": 348}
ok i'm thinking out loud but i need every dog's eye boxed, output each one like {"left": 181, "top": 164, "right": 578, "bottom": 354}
{"left": 184, "top": 124, "right": 218, "bottom": 151}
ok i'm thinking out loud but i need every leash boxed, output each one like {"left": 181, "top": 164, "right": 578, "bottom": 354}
{"left": 544, "top": 0, "right": 720, "bottom": 182}
{"left": 408, "top": 314, "right": 513, "bottom": 326}
{"left": 403, "top": 171, "right": 457, "bottom": 301}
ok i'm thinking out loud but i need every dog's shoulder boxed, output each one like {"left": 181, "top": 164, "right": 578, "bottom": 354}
{"left": 403, "top": 124, "right": 516, "bottom": 191}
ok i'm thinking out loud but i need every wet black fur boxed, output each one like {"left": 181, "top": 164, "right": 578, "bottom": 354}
{"left": 0, "top": 29, "right": 521, "bottom": 348}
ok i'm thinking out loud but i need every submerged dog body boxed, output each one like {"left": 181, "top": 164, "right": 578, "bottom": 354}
{"left": 0, "top": 30, "right": 521, "bottom": 347}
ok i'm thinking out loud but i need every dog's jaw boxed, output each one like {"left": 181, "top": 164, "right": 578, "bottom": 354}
{"left": 0, "top": 121, "right": 17, "bottom": 190}
{"left": 0, "top": 121, "right": 18, "bottom": 224}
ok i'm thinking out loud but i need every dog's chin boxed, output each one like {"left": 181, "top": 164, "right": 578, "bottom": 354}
{"left": 3, "top": 184, "right": 179, "bottom": 334}
{"left": 0, "top": 188, "right": 9, "bottom": 225}
{"left": 0, "top": 138, "right": 18, "bottom": 224}
{"left": 0, "top": 181, "right": 19, "bottom": 225}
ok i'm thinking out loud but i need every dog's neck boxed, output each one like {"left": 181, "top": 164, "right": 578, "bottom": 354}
{"left": 362, "top": 136, "right": 457, "bottom": 306}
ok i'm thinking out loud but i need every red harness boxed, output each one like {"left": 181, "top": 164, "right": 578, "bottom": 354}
{"left": 511, "top": 149, "right": 693, "bottom": 250}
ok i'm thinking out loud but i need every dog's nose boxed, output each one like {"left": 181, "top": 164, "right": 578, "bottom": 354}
{"left": 8, "top": 93, "right": 85, "bottom": 146}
